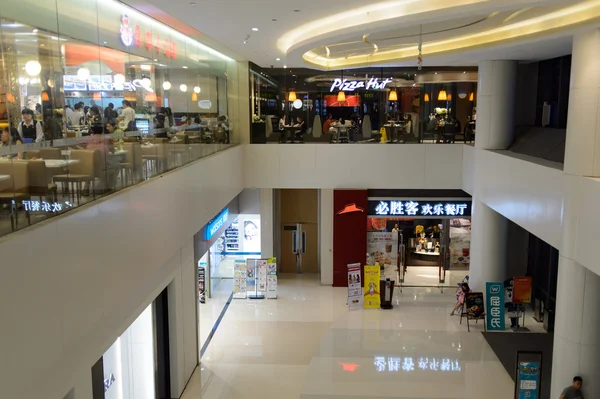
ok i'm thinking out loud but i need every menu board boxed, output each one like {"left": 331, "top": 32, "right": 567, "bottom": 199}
{"left": 233, "top": 260, "right": 247, "bottom": 299}
{"left": 513, "top": 276, "right": 533, "bottom": 304}
{"left": 367, "top": 232, "right": 398, "bottom": 280}
{"left": 267, "top": 258, "right": 278, "bottom": 299}
{"left": 466, "top": 292, "right": 484, "bottom": 319}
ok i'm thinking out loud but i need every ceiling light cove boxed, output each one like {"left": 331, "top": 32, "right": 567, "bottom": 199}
{"left": 300, "top": 0, "right": 600, "bottom": 68}
{"left": 277, "top": 0, "right": 487, "bottom": 54}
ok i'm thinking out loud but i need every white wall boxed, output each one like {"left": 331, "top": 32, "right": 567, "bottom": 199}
{"left": 239, "top": 188, "right": 260, "bottom": 214}
{"left": 244, "top": 144, "right": 464, "bottom": 189}
{"left": 462, "top": 145, "right": 475, "bottom": 195}
{"left": 0, "top": 146, "right": 243, "bottom": 399}
{"left": 473, "top": 149, "right": 564, "bottom": 250}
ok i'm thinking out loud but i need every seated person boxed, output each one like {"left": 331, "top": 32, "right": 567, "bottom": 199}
{"left": 1, "top": 127, "right": 24, "bottom": 159}
{"left": 293, "top": 116, "right": 306, "bottom": 140}
{"left": 279, "top": 114, "right": 288, "bottom": 131}
{"left": 323, "top": 114, "right": 333, "bottom": 134}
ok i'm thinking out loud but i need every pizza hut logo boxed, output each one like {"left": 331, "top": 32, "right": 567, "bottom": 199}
{"left": 120, "top": 14, "right": 134, "bottom": 47}
{"left": 337, "top": 203, "right": 364, "bottom": 215}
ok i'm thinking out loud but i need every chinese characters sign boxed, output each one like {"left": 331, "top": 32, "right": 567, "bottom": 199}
{"left": 368, "top": 200, "right": 471, "bottom": 217}
{"left": 22, "top": 200, "right": 73, "bottom": 213}
{"left": 120, "top": 14, "right": 177, "bottom": 59}
{"left": 373, "top": 356, "right": 461, "bottom": 372}
{"left": 486, "top": 282, "right": 505, "bottom": 331}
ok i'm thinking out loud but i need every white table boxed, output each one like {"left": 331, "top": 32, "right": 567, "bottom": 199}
{"left": 43, "top": 159, "right": 80, "bottom": 168}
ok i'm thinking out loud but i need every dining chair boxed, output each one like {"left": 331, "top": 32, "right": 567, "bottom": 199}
{"left": 39, "top": 147, "right": 62, "bottom": 160}
{"left": 120, "top": 143, "right": 143, "bottom": 187}
{"left": 0, "top": 161, "right": 31, "bottom": 231}
{"left": 27, "top": 160, "right": 57, "bottom": 202}
{"left": 52, "top": 150, "right": 98, "bottom": 204}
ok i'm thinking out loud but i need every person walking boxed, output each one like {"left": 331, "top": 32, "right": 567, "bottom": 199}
{"left": 560, "top": 376, "right": 584, "bottom": 399}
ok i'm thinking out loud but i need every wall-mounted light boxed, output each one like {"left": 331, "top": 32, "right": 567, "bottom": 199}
{"left": 438, "top": 90, "right": 447, "bottom": 101}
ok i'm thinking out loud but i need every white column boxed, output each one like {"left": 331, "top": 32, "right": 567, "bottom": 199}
{"left": 552, "top": 29, "right": 600, "bottom": 398}
{"left": 468, "top": 200, "right": 508, "bottom": 291}
{"left": 319, "top": 189, "right": 334, "bottom": 285}
{"left": 260, "top": 188, "right": 274, "bottom": 258}
{"left": 475, "top": 60, "right": 517, "bottom": 150}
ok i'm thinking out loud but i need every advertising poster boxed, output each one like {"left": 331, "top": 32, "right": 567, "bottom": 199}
{"left": 239, "top": 215, "right": 261, "bottom": 254}
{"left": 367, "top": 232, "right": 398, "bottom": 280}
{"left": 364, "top": 265, "right": 381, "bottom": 309}
{"left": 465, "top": 292, "right": 484, "bottom": 319}
{"left": 517, "top": 362, "right": 540, "bottom": 399}
{"left": 347, "top": 263, "right": 363, "bottom": 310}
{"left": 267, "top": 258, "right": 277, "bottom": 299}
{"left": 513, "top": 277, "right": 533, "bottom": 304}
{"left": 449, "top": 218, "right": 471, "bottom": 268}
{"left": 257, "top": 259, "right": 268, "bottom": 292}
{"left": 233, "top": 260, "right": 247, "bottom": 299}
{"left": 486, "top": 282, "right": 506, "bottom": 331}
{"left": 246, "top": 259, "right": 257, "bottom": 295}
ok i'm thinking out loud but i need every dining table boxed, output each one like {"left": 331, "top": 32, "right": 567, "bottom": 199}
{"left": 41, "top": 159, "right": 80, "bottom": 168}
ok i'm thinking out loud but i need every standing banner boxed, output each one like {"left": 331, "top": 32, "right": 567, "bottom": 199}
{"left": 364, "top": 265, "right": 381, "bottom": 309}
{"left": 267, "top": 257, "right": 278, "bottom": 299}
{"left": 233, "top": 260, "right": 247, "bottom": 299}
{"left": 347, "top": 263, "right": 363, "bottom": 310}
{"left": 257, "top": 259, "right": 268, "bottom": 293}
{"left": 517, "top": 361, "right": 540, "bottom": 399}
{"left": 486, "top": 282, "right": 506, "bottom": 331}
{"left": 513, "top": 276, "right": 533, "bottom": 304}
{"left": 367, "top": 232, "right": 398, "bottom": 280}
{"left": 246, "top": 259, "right": 257, "bottom": 294}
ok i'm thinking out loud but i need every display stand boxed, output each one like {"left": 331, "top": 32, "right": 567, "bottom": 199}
{"left": 247, "top": 258, "right": 270, "bottom": 299}
{"left": 460, "top": 292, "right": 486, "bottom": 332}
{"left": 198, "top": 266, "right": 206, "bottom": 304}
{"left": 266, "top": 258, "right": 278, "bottom": 299}
{"left": 233, "top": 260, "right": 247, "bottom": 299}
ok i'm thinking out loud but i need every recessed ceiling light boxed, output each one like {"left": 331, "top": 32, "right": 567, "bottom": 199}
{"left": 252, "top": 28, "right": 259, "bottom": 32}
{"left": 276, "top": 58, "right": 281, "bottom": 61}
{"left": 32, "top": 29, "right": 38, "bottom": 33}
{"left": 435, "top": 72, "right": 438, "bottom": 74}
{"left": 154, "top": 59, "right": 158, "bottom": 61}
{"left": 463, "top": 71, "right": 466, "bottom": 73}
{"left": 243, "top": 41, "right": 247, "bottom": 44}
{"left": 182, "top": 66, "right": 188, "bottom": 69}
{"left": 283, "top": 65, "right": 287, "bottom": 68}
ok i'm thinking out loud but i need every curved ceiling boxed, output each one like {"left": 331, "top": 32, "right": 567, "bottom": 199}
{"left": 124, "top": 0, "right": 595, "bottom": 68}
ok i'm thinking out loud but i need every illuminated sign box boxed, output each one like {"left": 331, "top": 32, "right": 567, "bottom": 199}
{"left": 368, "top": 200, "right": 472, "bottom": 217}
{"left": 204, "top": 208, "right": 229, "bottom": 241}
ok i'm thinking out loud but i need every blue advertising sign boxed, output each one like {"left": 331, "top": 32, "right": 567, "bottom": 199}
{"left": 204, "top": 208, "right": 229, "bottom": 240}
{"left": 517, "top": 362, "right": 540, "bottom": 399}
{"left": 486, "top": 282, "right": 505, "bottom": 331}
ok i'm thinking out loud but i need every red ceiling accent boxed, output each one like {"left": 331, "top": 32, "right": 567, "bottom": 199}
{"left": 64, "top": 44, "right": 126, "bottom": 74}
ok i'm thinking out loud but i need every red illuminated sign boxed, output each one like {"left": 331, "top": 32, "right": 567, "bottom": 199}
{"left": 121, "top": 14, "right": 176, "bottom": 59}
{"left": 337, "top": 203, "right": 365, "bottom": 215}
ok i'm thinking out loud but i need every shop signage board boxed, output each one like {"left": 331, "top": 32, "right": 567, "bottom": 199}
{"left": 22, "top": 200, "right": 74, "bottom": 213}
{"left": 120, "top": 13, "right": 177, "bottom": 59}
{"left": 204, "top": 208, "right": 229, "bottom": 240}
{"left": 367, "top": 232, "right": 398, "bottom": 280}
{"left": 364, "top": 265, "right": 381, "bottom": 309}
{"left": 513, "top": 276, "right": 533, "bottom": 304}
{"left": 330, "top": 77, "right": 392, "bottom": 92}
{"left": 486, "top": 282, "right": 506, "bottom": 331}
{"left": 368, "top": 200, "right": 472, "bottom": 217}
{"left": 517, "top": 361, "right": 540, "bottom": 399}
{"left": 347, "top": 263, "right": 363, "bottom": 310}
{"left": 233, "top": 260, "right": 247, "bottom": 299}
{"left": 267, "top": 258, "right": 278, "bottom": 299}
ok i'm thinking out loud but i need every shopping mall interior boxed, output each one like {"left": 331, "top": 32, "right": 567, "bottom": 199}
{"left": 1, "top": 1, "right": 600, "bottom": 399}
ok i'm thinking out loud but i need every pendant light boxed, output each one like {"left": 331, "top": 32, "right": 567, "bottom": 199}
{"left": 192, "top": 92, "right": 198, "bottom": 101}
{"left": 424, "top": 93, "right": 430, "bottom": 102}
{"left": 438, "top": 90, "right": 447, "bottom": 101}
{"left": 337, "top": 69, "right": 345, "bottom": 102}
{"left": 469, "top": 92, "right": 474, "bottom": 101}
{"left": 388, "top": 89, "right": 398, "bottom": 102}
{"left": 288, "top": 91, "right": 297, "bottom": 102}
{"left": 447, "top": 93, "right": 452, "bottom": 101}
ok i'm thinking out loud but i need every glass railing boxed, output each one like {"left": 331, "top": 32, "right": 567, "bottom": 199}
{"left": 251, "top": 120, "right": 476, "bottom": 144}
{"left": 0, "top": 126, "right": 235, "bottom": 237}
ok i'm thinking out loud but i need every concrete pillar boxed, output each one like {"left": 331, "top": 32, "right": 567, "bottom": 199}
{"left": 468, "top": 60, "right": 516, "bottom": 291}
{"left": 468, "top": 200, "right": 508, "bottom": 291}
{"left": 552, "top": 30, "right": 600, "bottom": 398}
{"left": 475, "top": 60, "right": 517, "bottom": 150}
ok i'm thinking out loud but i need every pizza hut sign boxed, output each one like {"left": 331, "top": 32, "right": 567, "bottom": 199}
{"left": 120, "top": 14, "right": 177, "bottom": 59}
{"left": 330, "top": 77, "right": 392, "bottom": 92}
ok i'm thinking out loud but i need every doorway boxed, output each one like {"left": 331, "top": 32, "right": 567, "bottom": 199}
{"left": 279, "top": 189, "right": 319, "bottom": 274}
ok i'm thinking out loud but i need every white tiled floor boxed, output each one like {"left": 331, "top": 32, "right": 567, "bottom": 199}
{"left": 183, "top": 274, "right": 515, "bottom": 399}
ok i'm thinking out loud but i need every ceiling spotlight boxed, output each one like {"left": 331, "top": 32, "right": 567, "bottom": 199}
{"left": 283, "top": 65, "right": 287, "bottom": 68}
{"left": 252, "top": 28, "right": 259, "bottom": 32}
{"left": 243, "top": 41, "right": 247, "bottom": 44}
{"left": 182, "top": 66, "right": 188, "bottom": 69}
{"left": 276, "top": 58, "right": 281, "bottom": 61}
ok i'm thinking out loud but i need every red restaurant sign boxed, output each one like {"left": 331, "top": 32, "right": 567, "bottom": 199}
{"left": 120, "top": 14, "right": 176, "bottom": 59}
